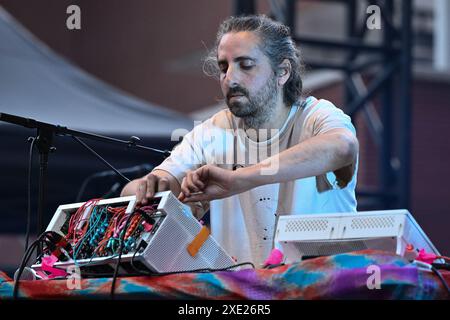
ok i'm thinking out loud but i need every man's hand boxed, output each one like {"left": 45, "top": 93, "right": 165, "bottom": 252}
{"left": 178, "top": 165, "right": 252, "bottom": 203}
{"left": 121, "top": 170, "right": 180, "bottom": 206}
{"left": 135, "top": 173, "right": 171, "bottom": 205}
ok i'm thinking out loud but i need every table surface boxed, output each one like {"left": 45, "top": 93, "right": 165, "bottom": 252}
{"left": 1, "top": 250, "right": 449, "bottom": 300}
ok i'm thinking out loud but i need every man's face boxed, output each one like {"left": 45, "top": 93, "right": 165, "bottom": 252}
{"left": 217, "top": 31, "right": 279, "bottom": 126}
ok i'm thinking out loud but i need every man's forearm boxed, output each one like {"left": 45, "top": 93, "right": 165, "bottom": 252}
{"left": 238, "top": 129, "right": 358, "bottom": 189}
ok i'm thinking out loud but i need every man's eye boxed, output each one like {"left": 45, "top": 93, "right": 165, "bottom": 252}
{"left": 240, "top": 63, "right": 254, "bottom": 70}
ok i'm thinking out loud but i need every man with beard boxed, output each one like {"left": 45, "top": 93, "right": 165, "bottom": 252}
{"left": 121, "top": 15, "right": 359, "bottom": 266}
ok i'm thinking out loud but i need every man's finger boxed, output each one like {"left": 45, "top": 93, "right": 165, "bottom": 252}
{"left": 144, "top": 174, "right": 157, "bottom": 203}
{"left": 157, "top": 177, "right": 169, "bottom": 192}
{"left": 136, "top": 180, "right": 147, "bottom": 204}
{"left": 180, "top": 176, "right": 191, "bottom": 198}
{"left": 182, "top": 191, "right": 208, "bottom": 203}
{"left": 197, "top": 165, "right": 210, "bottom": 181}
{"left": 192, "top": 171, "right": 205, "bottom": 189}
{"left": 186, "top": 171, "right": 199, "bottom": 193}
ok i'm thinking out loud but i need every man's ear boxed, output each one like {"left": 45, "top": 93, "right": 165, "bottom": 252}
{"left": 277, "top": 59, "right": 291, "bottom": 86}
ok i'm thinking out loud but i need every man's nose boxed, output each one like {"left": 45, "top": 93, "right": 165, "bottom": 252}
{"left": 224, "top": 65, "right": 240, "bottom": 88}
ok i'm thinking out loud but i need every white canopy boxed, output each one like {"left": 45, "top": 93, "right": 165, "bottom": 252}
{"left": 0, "top": 6, "right": 192, "bottom": 136}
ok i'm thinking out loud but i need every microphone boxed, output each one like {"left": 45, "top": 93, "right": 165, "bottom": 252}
{"left": 92, "top": 164, "right": 153, "bottom": 178}
{"left": 76, "top": 164, "right": 153, "bottom": 202}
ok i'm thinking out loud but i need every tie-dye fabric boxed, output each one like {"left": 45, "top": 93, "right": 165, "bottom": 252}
{"left": 0, "top": 250, "right": 448, "bottom": 299}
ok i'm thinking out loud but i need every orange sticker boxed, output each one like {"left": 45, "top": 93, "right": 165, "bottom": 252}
{"left": 187, "top": 226, "right": 210, "bottom": 257}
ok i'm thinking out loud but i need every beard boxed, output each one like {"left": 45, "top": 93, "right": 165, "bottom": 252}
{"left": 226, "top": 76, "right": 278, "bottom": 129}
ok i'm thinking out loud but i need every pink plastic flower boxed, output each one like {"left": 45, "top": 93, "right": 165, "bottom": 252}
{"left": 416, "top": 249, "right": 437, "bottom": 264}
{"left": 263, "top": 248, "right": 284, "bottom": 266}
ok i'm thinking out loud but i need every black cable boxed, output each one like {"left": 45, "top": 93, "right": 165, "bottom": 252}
{"left": 126, "top": 210, "right": 256, "bottom": 276}
{"left": 25, "top": 137, "right": 36, "bottom": 251}
{"left": 129, "top": 246, "right": 254, "bottom": 276}
{"left": 81, "top": 271, "right": 141, "bottom": 278}
{"left": 110, "top": 212, "right": 136, "bottom": 300}
{"left": 263, "top": 263, "right": 285, "bottom": 269}
{"left": 71, "top": 135, "right": 131, "bottom": 185}
{"left": 431, "top": 265, "right": 450, "bottom": 298}
{"left": 105, "top": 217, "right": 256, "bottom": 283}
{"left": 110, "top": 207, "right": 155, "bottom": 297}
{"left": 76, "top": 164, "right": 152, "bottom": 202}
{"left": 13, "top": 232, "right": 49, "bottom": 299}
{"left": 432, "top": 262, "right": 450, "bottom": 271}
{"left": 13, "top": 231, "right": 65, "bottom": 299}
{"left": 154, "top": 262, "right": 255, "bottom": 275}
{"left": 130, "top": 244, "right": 144, "bottom": 274}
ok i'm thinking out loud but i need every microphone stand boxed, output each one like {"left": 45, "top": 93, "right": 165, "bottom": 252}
{"left": 0, "top": 112, "right": 171, "bottom": 238}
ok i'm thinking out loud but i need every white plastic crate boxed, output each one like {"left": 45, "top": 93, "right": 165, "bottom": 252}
{"left": 275, "top": 209, "right": 441, "bottom": 263}
{"left": 31, "top": 191, "right": 235, "bottom": 276}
